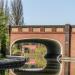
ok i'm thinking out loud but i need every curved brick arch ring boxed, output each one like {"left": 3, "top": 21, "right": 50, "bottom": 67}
{"left": 10, "top": 38, "right": 63, "bottom": 56}
{"left": 10, "top": 38, "right": 63, "bottom": 74}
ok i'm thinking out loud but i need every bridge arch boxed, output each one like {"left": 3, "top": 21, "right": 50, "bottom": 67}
{"left": 10, "top": 38, "right": 63, "bottom": 56}
{"left": 10, "top": 38, "right": 63, "bottom": 74}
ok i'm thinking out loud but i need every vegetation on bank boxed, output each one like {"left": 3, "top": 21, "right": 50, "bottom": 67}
{"left": 11, "top": 43, "right": 47, "bottom": 69}
{"left": 0, "top": 9, "right": 8, "bottom": 75}
{"left": 0, "top": 0, "right": 24, "bottom": 75}
{"left": 0, "top": 9, "right": 8, "bottom": 58}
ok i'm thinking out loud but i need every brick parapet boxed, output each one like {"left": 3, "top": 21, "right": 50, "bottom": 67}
{"left": 10, "top": 25, "right": 75, "bottom": 34}
{"left": 10, "top": 26, "right": 65, "bottom": 33}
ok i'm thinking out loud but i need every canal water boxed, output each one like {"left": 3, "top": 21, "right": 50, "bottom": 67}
{"left": 12, "top": 58, "right": 75, "bottom": 75}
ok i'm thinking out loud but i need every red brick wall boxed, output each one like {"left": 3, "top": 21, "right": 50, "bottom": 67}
{"left": 10, "top": 33, "right": 65, "bottom": 55}
{"left": 70, "top": 33, "right": 75, "bottom": 75}
{"left": 10, "top": 26, "right": 74, "bottom": 75}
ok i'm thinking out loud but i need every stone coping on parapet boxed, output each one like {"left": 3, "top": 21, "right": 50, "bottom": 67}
{"left": 10, "top": 25, "right": 65, "bottom": 28}
{"left": 9, "top": 24, "right": 75, "bottom": 33}
{"left": 10, "top": 25, "right": 72, "bottom": 33}
{"left": 9, "top": 24, "right": 75, "bottom": 27}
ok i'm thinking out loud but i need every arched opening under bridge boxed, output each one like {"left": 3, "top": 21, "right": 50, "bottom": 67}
{"left": 11, "top": 39, "right": 62, "bottom": 57}
{"left": 11, "top": 39, "right": 62, "bottom": 72}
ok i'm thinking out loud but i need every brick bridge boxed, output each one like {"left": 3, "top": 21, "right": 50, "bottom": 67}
{"left": 9, "top": 24, "right": 75, "bottom": 75}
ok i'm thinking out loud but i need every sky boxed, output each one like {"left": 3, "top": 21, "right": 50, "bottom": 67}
{"left": 8, "top": 0, "right": 75, "bottom": 25}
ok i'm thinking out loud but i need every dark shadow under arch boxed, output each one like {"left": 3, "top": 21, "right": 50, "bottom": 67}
{"left": 12, "top": 39, "right": 61, "bottom": 58}
{"left": 11, "top": 39, "right": 62, "bottom": 75}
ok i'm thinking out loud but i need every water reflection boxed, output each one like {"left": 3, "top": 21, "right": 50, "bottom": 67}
{"left": 13, "top": 59, "right": 61, "bottom": 75}
{"left": 11, "top": 39, "right": 62, "bottom": 75}
{"left": 11, "top": 39, "right": 61, "bottom": 71}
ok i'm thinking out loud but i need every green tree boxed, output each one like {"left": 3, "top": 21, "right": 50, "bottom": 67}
{"left": 11, "top": 0, "right": 24, "bottom": 25}
{"left": 0, "top": 10, "right": 8, "bottom": 57}
{"left": 0, "top": 0, "right": 4, "bottom": 10}
{"left": 0, "top": 9, "right": 8, "bottom": 75}
{"left": 0, "top": 1, "right": 9, "bottom": 75}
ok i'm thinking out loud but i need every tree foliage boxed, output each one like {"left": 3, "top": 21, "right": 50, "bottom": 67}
{"left": 0, "top": 0, "right": 4, "bottom": 10}
{"left": 0, "top": 1, "right": 9, "bottom": 75}
{"left": 0, "top": 9, "right": 8, "bottom": 57}
{"left": 11, "top": 0, "right": 24, "bottom": 25}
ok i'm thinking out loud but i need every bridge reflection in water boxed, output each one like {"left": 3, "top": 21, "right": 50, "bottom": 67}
{"left": 11, "top": 39, "right": 62, "bottom": 75}
{"left": 14, "top": 60, "right": 61, "bottom": 75}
